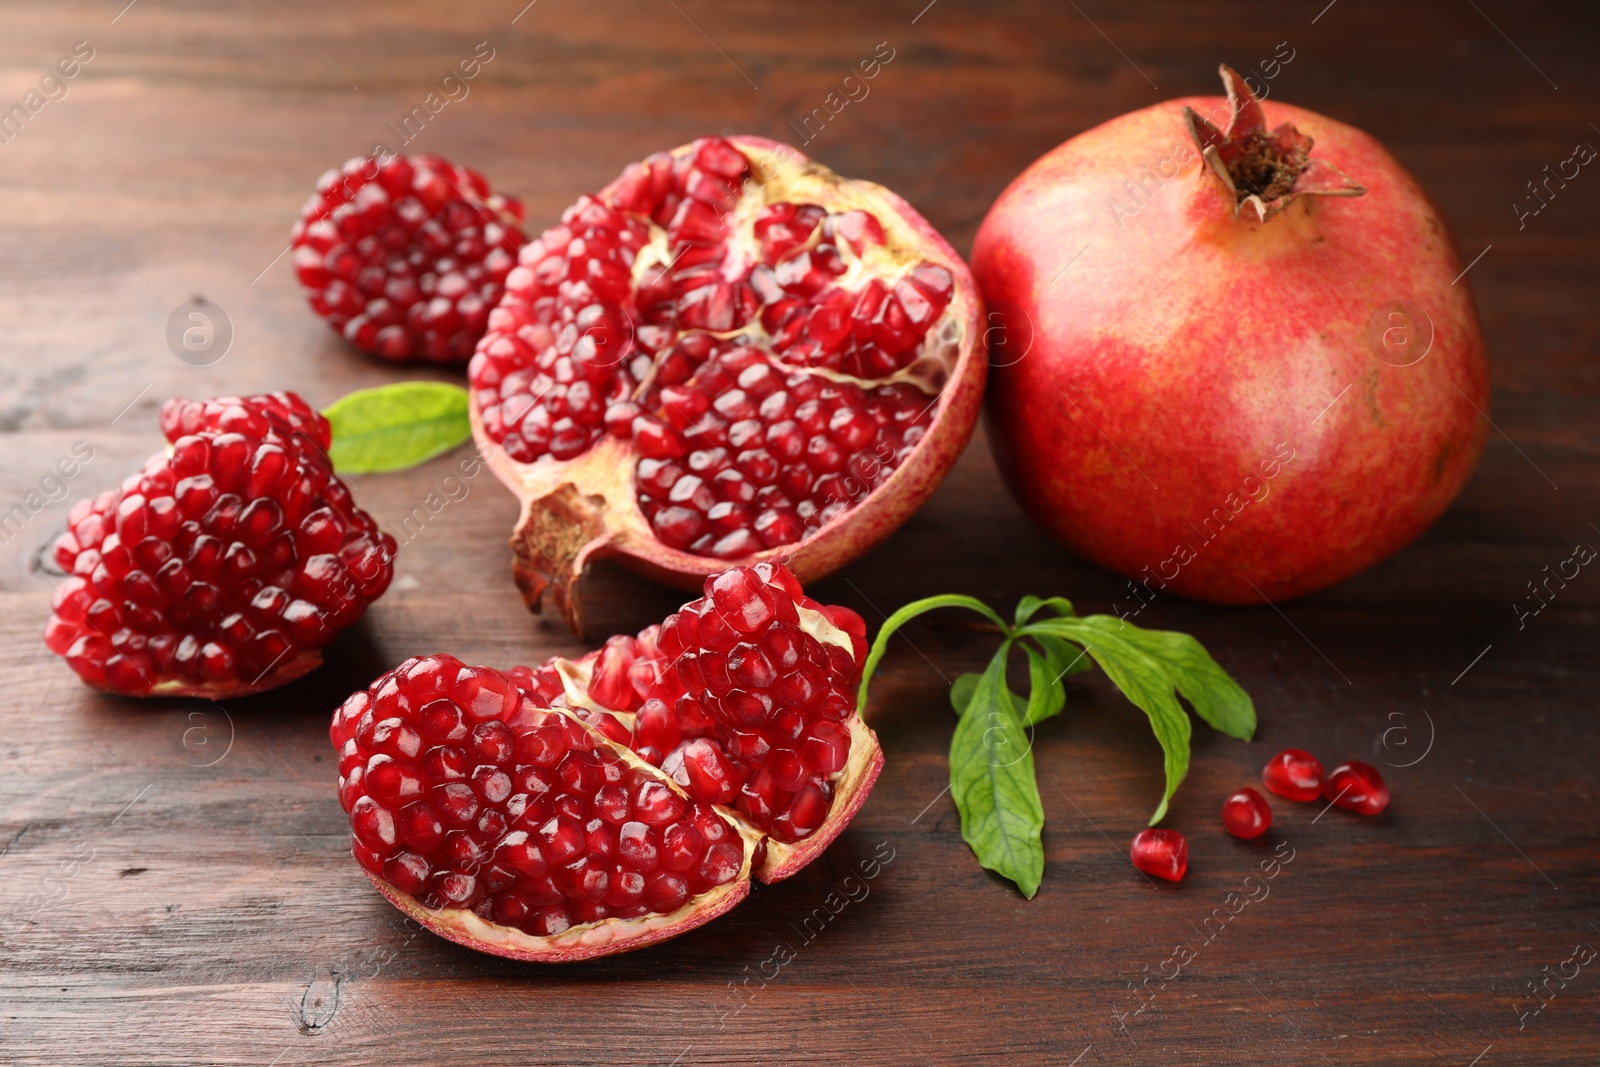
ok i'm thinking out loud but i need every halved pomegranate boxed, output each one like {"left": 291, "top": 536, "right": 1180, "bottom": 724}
{"left": 331, "top": 563, "right": 882, "bottom": 960}
{"left": 468, "top": 136, "right": 984, "bottom": 634}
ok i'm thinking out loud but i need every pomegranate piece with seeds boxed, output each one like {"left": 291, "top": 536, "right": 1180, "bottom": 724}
{"left": 1221, "top": 787, "right": 1272, "bottom": 839}
{"left": 468, "top": 136, "right": 986, "bottom": 635}
{"left": 1130, "top": 828, "right": 1188, "bottom": 883}
{"left": 292, "top": 153, "right": 526, "bottom": 363}
{"left": 333, "top": 563, "right": 882, "bottom": 960}
{"left": 1323, "top": 761, "right": 1390, "bottom": 816}
{"left": 44, "top": 392, "right": 396, "bottom": 698}
{"left": 1261, "top": 747, "right": 1324, "bottom": 803}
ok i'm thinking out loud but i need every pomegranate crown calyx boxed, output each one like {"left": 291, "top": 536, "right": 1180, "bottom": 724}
{"left": 1182, "top": 63, "right": 1365, "bottom": 222}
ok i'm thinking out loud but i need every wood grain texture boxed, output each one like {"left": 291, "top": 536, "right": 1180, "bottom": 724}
{"left": 2, "top": 1, "right": 1598, "bottom": 1064}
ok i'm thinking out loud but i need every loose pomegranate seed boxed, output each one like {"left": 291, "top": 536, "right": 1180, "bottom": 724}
{"left": 44, "top": 392, "right": 395, "bottom": 698}
{"left": 1261, "top": 748, "right": 1324, "bottom": 802}
{"left": 292, "top": 153, "right": 526, "bottom": 362}
{"left": 468, "top": 136, "right": 955, "bottom": 557}
{"left": 1323, "top": 761, "right": 1390, "bottom": 815}
{"left": 1221, "top": 787, "right": 1272, "bottom": 839}
{"left": 1130, "top": 828, "right": 1188, "bottom": 883}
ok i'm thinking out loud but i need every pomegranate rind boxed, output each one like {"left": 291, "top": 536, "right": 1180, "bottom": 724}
{"left": 473, "top": 135, "right": 986, "bottom": 636}
{"left": 361, "top": 865, "right": 753, "bottom": 962}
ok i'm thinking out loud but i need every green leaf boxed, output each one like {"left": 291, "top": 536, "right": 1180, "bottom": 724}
{"left": 950, "top": 672, "right": 1027, "bottom": 720}
{"left": 950, "top": 672, "right": 980, "bottom": 715}
{"left": 1034, "top": 633, "right": 1092, "bottom": 681}
{"left": 949, "top": 644, "right": 1045, "bottom": 897}
{"left": 1022, "top": 645, "right": 1065, "bottom": 726}
{"left": 858, "top": 594, "right": 1010, "bottom": 709}
{"left": 323, "top": 382, "right": 473, "bottom": 474}
{"left": 1014, "top": 595, "right": 1075, "bottom": 627}
{"left": 1021, "top": 617, "right": 1194, "bottom": 825}
{"left": 1052, "top": 616, "right": 1255, "bottom": 741}
{"left": 874, "top": 587, "right": 1257, "bottom": 899}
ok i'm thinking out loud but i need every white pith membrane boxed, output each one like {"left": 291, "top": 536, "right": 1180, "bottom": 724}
{"left": 366, "top": 603, "right": 882, "bottom": 959}
{"left": 469, "top": 136, "right": 980, "bottom": 634}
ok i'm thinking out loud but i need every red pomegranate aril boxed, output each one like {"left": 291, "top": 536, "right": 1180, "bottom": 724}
{"left": 435, "top": 782, "right": 480, "bottom": 827}
{"left": 617, "top": 822, "right": 659, "bottom": 871}
{"left": 660, "top": 821, "right": 706, "bottom": 873}
{"left": 605, "top": 869, "right": 647, "bottom": 908}
{"left": 496, "top": 832, "right": 548, "bottom": 877}
{"left": 1221, "top": 787, "right": 1272, "bottom": 840}
{"left": 801, "top": 722, "right": 850, "bottom": 774}
{"left": 681, "top": 739, "right": 738, "bottom": 804}
{"left": 351, "top": 795, "right": 397, "bottom": 848}
{"left": 633, "top": 780, "right": 687, "bottom": 828}
{"left": 774, "top": 785, "right": 829, "bottom": 841}
{"left": 1130, "top": 829, "right": 1188, "bottom": 883}
{"left": 383, "top": 852, "right": 431, "bottom": 895}
{"left": 1323, "top": 761, "right": 1390, "bottom": 816}
{"left": 644, "top": 871, "right": 691, "bottom": 912}
{"left": 1262, "top": 748, "right": 1324, "bottom": 803}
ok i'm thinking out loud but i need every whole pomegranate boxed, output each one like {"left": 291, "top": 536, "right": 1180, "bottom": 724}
{"left": 972, "top": 66, "right": 1488, "bottom": 603}
{"left": 332, "top": 563, "right": 882, "bottom": 960}
{"left": 468, "top": 136, "right": 984, "bottom": 634}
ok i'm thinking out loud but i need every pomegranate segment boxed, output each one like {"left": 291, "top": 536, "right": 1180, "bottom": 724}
{"left": 1261, "top": 748, "right": 1324, "bottom": 803}
{"left": 333, "top": 658, "right": 757, "bottom": 959}
{"left": 45, "top": 392, "right": 396, "bottom": 699}
{"left": 333, "top": 564, "right": 882, "bottom": 960}
{"left": 292, "top": 153, "right": 527, "bottom": 362}
{"left": 468, "top": 135, "right": 985, "bottom": 635}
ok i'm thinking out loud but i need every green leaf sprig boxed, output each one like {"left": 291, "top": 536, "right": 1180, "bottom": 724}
{"left": 857, "top": 595, "right": 1255, "bottom": 897}
{"left": 322, "top": 381, "right": 473, "bottom": 473}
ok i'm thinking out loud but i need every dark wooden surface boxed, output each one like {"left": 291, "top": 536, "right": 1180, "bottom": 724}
{"left": 2, "top": 2, "right": 1598, "bottom": 1064}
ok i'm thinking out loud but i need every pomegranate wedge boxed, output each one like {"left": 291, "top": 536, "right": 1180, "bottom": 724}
{"left": 331, "top": 563, "right": 882, "bottom": 960}
{"left": 46, "top": 392, "right": 395, "bottom": 698}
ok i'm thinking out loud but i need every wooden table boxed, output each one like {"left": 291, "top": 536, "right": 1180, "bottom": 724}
{"left": 3, "top": 2, "right": 1596, "bottom": 1063}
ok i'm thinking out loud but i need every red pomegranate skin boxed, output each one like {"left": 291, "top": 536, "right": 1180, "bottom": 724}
{"left": 972, "top": 93, "right": 1489, "bottom": 603}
